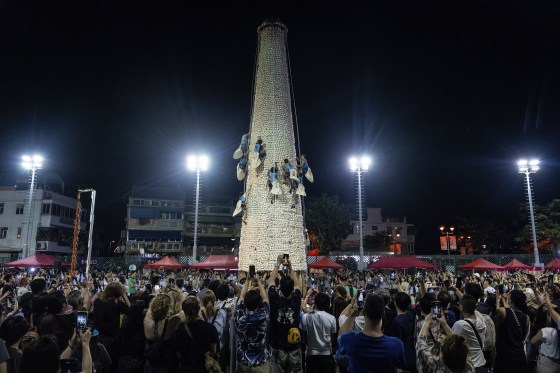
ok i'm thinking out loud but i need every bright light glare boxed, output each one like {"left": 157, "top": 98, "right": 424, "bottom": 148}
{"left": 349, "top": 157, "right": 358, "bottom": 171}
{"left": 22, "top": 154, "right": 43, "bottom": 170}
{"left": 518, "top": 158, "right": 539, "bottom": 173}
{"left": 360, "top": 156, "right": 371, "bottom": 170}
{"left": 187, "top": 155, "right": 209, "bottom": 171}
{"left": 349, "top": 156, "right": 371, "bottom": 171}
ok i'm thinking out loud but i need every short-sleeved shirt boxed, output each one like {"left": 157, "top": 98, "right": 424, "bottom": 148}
{"left": 268, "top": 286, "right": 302, "bottom": 351}
{"left": 302, "top": 310, "right": 336, "bottom": 355}
{"left": 234, "top": 301, "right": 271, "bottom": 367}
{"left": 452, "top": 317, "right": 487, "bottom": 368}
{"left": 336, "top": 332, "right": 405, "bottom": 372}
{"left": 174, "top": 320, "right": 219, "bottom": 373}
{"left": 127, "top": 278, "right": 136, "bottom": 294}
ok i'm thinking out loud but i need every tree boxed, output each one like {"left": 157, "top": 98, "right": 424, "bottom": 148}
{"left": 365, "top": 232, "right": 391, "bottom": 251}
{"left": 515, "top": 199, "right": 560, "bottom": 254}
{"left": 453, "top": 216, "right": 513, "bottom": 254}
{"left": 305, "top": 194, "right": 351, "bottom": 254}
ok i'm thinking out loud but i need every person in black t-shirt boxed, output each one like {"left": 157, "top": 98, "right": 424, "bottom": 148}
{"left": 174, "top": 296, "right": 219, "bottom": 373}
{"left": 268, "top": 255, "right": 303, "bottom": 373}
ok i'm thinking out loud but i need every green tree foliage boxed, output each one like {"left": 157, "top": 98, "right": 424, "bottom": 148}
{"left": 515, "top": 199, "right": 560, "bottom": 253}
{"left": 305, "top": 194, "right": 351, "bottom": 253}
{"left": 453, "top": 216, "right": 512, "bottom": 254}
{"left": 365, "top": 232, "right": 391, "bottom": 251}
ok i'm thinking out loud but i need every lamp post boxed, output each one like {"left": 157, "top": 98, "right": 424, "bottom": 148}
{"left": 187, "top": 155, "right": 209, "bottom": 264}
{"left": 21, "top": 155, "right": 43, "bottom": 258}
{"left": 518, "top": 159, "right": 541, "bottom": 270}
{"left": 349, "top": 156, "right": 371, "bottom": 271}
{"left": 439, "top": 226, "right": 455, "bottom": 256}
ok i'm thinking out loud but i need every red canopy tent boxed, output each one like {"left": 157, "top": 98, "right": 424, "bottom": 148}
{"left": 4, "top": 254, "right": 70, "bottom": 268}
{"left": 306, "top": 248, "right": 319, "bottom": 256}
{"left": 503, "top": 259, "right": 535, "bottom": 271}
{"left": 188, "top": 255, "right": 238, "bottom": 270}
{"left": 545, "top": 258, "right": 560, "bottom": 270}
{"left": 368, "top": 256, "right": 438, "bottom": 270}
{"left": 308, "top": 257, "right": 344, "bottom": 270}
{"left": 458, "top": 258, "right": 506, "bottom": 271}
{"left": 144, "top": 256, "right": 185, "bottom": 270}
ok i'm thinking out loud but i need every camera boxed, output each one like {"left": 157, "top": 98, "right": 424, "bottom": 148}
{"left": 283, "top": 253, "right": 290, "bottom": 272}
{"left": 431, "top": 301, "right": 442, "bottom": 320}
{"left": 548, "top": 274, "right": 554, "bottom": 288}
{"left": 357, "top": 290, "right": 365, "bottom": 310}
{"left": 77, "top": 311, "right": 88, "bottom": 333}
{"left": 249, "top": 265, "right": 256, "bottom": 279}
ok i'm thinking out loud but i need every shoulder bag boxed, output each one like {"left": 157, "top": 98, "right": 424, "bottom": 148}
{"left": 464, "top": 319, "right": 493, "bottom": 370}
{"left": 184, "top": 322, "right": 222, "bottom": 373}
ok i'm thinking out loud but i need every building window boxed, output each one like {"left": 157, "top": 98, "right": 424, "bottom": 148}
{"left": 0, "top": 203, "right": 4, "bottom": 214}
{"left": 17, "top": 227, "right": 22, "bottom": 239}
{"left": 408, "top": 243, "right": 415, "bottom": 254}
{"left": 0, "top": 228, "right": 7, "bottom": 239}
{"left": 16, "top": 204, "right": 24, "bottom": 215}
{"left": 42, "top": 203, "right": 51, "bottom": 214}
{"left": 372, "top": 225, "right": 378, "bottom": 231}
{"left": 386, "top": 226, "right": 392, "bottom": 234}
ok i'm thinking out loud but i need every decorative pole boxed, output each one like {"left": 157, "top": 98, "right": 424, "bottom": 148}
{"left": 70, "top": 192, "right": 82, "bottom": 280}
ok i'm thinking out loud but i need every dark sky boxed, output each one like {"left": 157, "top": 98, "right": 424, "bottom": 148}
{"left": 1, "top": 1, "right": 559, "bottom": 254}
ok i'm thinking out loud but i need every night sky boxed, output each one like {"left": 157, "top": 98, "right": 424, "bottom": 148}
{"left": 1, "top": 1, "right": 559, "bottom": 254}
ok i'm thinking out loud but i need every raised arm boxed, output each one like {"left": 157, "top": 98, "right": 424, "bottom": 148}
{"left": 269, "top": 255, "right": 282, "bottom": 287}
{"left": 257, "top": 277, "right": 268, "bottom": 303}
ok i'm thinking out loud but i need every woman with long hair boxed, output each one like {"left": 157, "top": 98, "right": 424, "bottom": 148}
{"left": 201, "top": 290, "right": 227, "bottom": 350}
{"left": 143, "top": 294, "right": 181, "bottom": 373}
{"left": 173, "top": 296, "right": 219, "bottom": 373}
{"left": 93, "top": 282, "right": 130, "bottom": 350}
{"left": 494, "top": 290, "right": 531, "bottom": 373}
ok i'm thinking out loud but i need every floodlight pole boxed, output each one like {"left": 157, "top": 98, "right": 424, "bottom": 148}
{"left": 357, "top": 167, "right": 364, "bottom": 271}
{"left": 79, "top": 189, "right": 96, "bottom": 276}
{"left": 22, "top": 155, "right": 43, "bottom": 258}
{"left": 193, "top": 169, "right": 201, "bottom": 264}
{"left": 187, "top": 155, "right": 208, "bottom": 265}
{"left": 518, "top": 160, "right": 541, "bottom": 270}
{"left": 349, "top": 156, "right": 370, "bottom": 271}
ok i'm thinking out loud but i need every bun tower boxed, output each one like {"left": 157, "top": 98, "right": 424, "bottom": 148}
{"left": 233, "top": 20, "right": 312, "bottom": 272}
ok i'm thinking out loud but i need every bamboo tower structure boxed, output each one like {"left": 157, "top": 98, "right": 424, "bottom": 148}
{"left": 236, "top": 20, "right": 308, "bottom": 271}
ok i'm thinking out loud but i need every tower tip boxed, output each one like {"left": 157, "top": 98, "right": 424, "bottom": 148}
{"left": 258, "top": 18, "right": 287, "bottom": 33}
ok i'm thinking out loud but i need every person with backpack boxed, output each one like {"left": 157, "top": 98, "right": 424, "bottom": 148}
{"left": 201, "top": 290, "right": 227, "bottom": 351}
{"left": 268, "top": 255, "right": 303, "bottom": 373}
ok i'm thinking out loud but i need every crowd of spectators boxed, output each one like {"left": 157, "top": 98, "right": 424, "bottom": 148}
{"left": 0, "top": 259, "right": 558, "bottom": 372}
